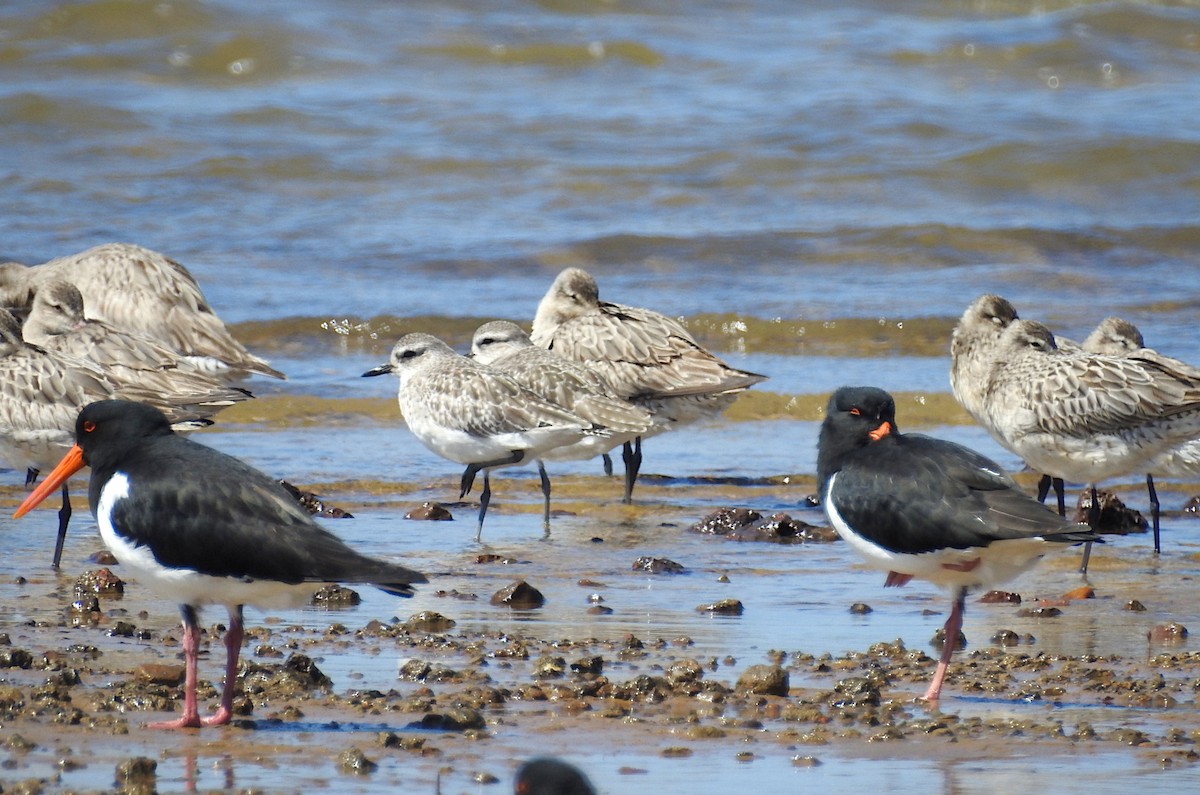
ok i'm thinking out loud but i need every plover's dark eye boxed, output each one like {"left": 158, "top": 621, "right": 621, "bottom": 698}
{"left": 399, "top": 349, "right": 420, "bottom": 361}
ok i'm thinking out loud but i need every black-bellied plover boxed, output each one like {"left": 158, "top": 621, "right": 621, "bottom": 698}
{"left": 0, "top": 242, "right": 284, "bottom": 380}
{"left": 24, "top": 280, "right": 253, "bottom": 414}
{"left": 363, "top": 332, "right": 601, "bottom": 539}
{"left": 471, "top": 320, "right": 657, "bottom": 529}
{"left": 983, "top": 318, "right": 1200, "bottom": 570}
{"left": 530, "top": 267, "right": 767, "bottom": 501}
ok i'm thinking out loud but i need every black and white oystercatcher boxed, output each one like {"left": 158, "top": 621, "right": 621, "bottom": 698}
{"left": 816, "top": 386, "right": 1097, "bottom": 702}
{"left": 14, "top": 400, "right": 426, "bottom": 729}
{"left": 514, "top": 757, "right": 597, "bottom": 795}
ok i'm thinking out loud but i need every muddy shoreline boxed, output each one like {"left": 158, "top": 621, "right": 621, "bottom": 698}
{"left": 2, "top": 476, "right": 1200, "bottom": 793}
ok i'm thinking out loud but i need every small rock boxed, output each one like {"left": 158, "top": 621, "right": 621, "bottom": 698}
{"left": 1073, "top": 490, "right": 1147, "bottom": 534}
{"left": 665, "top": 659, "right": 704, "bottom": 687}
{"left": 690, "top": 507, "right": 761, "bottom": 535}
{"left": 88, "top": 550, "right": 119, "bottom": 565}
{"left": 1063, "top": 585, "right": 1095, "bottom": 600}
{"left": 735, "top": 664, "right": 789, "bottom": 696}
{"left": 405, "top": 501, "right": 453, "bottom": 521}
{"left": 632, "top": 556, "right": 686, "bottom": 574}
{"left": 75, "top": 568, "right": 125, "bottom": 597}
{"left": 533, "top": 656, "right": 566, "bottom": 678}
{"left": 311, "top": 584, "right": 361, "bottom": 607}
{"left": 411, "top": 707, "right": 485, "bottom": 731}
{"left": 931, "top": 628, "right": 967, "bottom": 651}
{"left": 991, "top": 629, "right": 1021, "bottom": 646}
{"left": 135, "top": 663, "right": 185, "bottom": 687}
{"left": 337, "top": 747, "right": 377, "bottom": 775}
{"left": 404, "top": 611, "right": 456, "bottom": 632}
{"left": 490, "top": 580, "right": 546, "bottom": 609}
{"left": 115, "top": 757, "right": 157, "bottom": 787}
{"left": 1125, "top": 599, "right": 1148, "bottom": 612}
{"left": 279, "top": 480, "right": 354, "bottom": 518}
{"left": 570, "top": 656, "right": 604, "bottom": 675}
{"left": 1149, "top": 622, "right": 1189, "bottom": 644}
{"left": 978, "top": 590, "right": 1021, "bottom": 604}
{"left": 696, "top": 599, "right": 744, "bottom": 615}
{"left": 792, "top": 755, "right": 822, "bottom": 767}
{"left": 849, "top": 602, "right": 872, "bottom": 614}
{"left": 67, "top": 596, "right": 103, "bottom": 627}
{"left": 476, "top": 553, "right": 517, "bottom": 564}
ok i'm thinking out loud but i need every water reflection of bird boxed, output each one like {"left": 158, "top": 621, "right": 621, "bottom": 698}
{"left": 531, "top": 266, "right": 767, "bottom": 502}
{"left": 817, "top": 385, "right": 1097, "bottom": 702}
{"left": 471, "top": 320, "right": 657, "bottom": 530}
{"left": 363, "top": 332, "right": 601, "bottom": 540}
{"left": 14, "top": 399, "right": 425, "bottom": 729}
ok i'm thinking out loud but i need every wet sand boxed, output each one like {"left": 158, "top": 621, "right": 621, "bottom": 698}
{"left": 2, "top": 470, "right": 1199, "bottom": 794}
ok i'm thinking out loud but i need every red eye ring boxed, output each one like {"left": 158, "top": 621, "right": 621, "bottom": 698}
{"left": 849, "top": 408, "right": 861, "bottom": 416}
{"left": 82, "top": 421, "right": 96, "bottom": 433}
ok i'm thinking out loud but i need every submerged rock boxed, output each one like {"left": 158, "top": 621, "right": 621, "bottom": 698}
{"left": 689, "top": 507, "right": 837, "bottom": 543}
{"left": 490, "top": 580, "right": 546, "bottom": 609}
{"left": 75, "top": 568, "right": 125, "bottom": 597}
{"left": 405, "top": 501, "right": 453, "bottom": 521}
{"left": 1073, "top": 490, "right": 1147, "bottom": 534}
{"left": 735, "top": 665, "right": 789, "bottom": 696}
{"left": 632, "top": 557, "right": 686, "bottom": 574}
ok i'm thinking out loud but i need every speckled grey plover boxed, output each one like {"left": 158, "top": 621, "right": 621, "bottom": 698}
{"left": 471, "top": 320, "right": 658, "bottom": 529}
{"left": 0, "top": 242, "right": 284, "bottom": 381}
{"left": 363, "top": 332, "right": 601, "bottom": 540}
{"left": 982, "top": 318, "right": 1200, "bottom": 570}
{"left": 530, "top": 267, "right": 767, "bottom": 502}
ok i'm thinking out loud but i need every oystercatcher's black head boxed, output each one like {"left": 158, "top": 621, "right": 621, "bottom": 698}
{"left": 817, "top": 386, "right": 897, "bottom": 489}
{"left": 73, "top": 400, "right": 175, "bottom": 467}
{"left": 514, "top": 757, "right": 596, "bottom": 795}
{"left": 13, "top": 400, "right": 178, "bottom": 520}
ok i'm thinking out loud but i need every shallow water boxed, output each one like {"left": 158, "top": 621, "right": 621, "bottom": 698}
{"left": 3, "top": 0, "right": 1200, "bottom": 792}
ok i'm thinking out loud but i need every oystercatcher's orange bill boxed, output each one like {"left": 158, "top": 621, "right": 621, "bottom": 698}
{"left": 13, "top": 445, "right": 86, "bottom": 519}
{"left": 868, "top": 421, "right": 894, "bottom": 442}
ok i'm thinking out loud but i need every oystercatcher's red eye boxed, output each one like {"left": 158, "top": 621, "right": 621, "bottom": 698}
{"left": 849, "top": 408, "right": 861, "bottom": 416}
{"left": 83, "top": 421, "right": 96, "bottom": 433}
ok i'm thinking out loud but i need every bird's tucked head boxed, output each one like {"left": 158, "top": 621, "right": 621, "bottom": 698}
{"left": 816, "top": 386, "right": 898, "bottom": 487}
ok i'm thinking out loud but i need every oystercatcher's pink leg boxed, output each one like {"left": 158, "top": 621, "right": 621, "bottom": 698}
{"left": 150, "top": 605, "right": 203, "bottom": 729}
{"left": 201, "top": 606, "right": 244, "bottom": 727}
{"left": 922, "top": 587, "right": 966, "bottom": 703}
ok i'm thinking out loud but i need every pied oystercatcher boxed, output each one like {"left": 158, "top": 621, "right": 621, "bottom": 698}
{"left": 14, "top": 399, "right": 426, "bottom": 728}
{"left": 817, "top": 386, "right": 1097, "bottom": 702}
{"left": 514, "top": 757, "right": 597, "bottom": 795}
